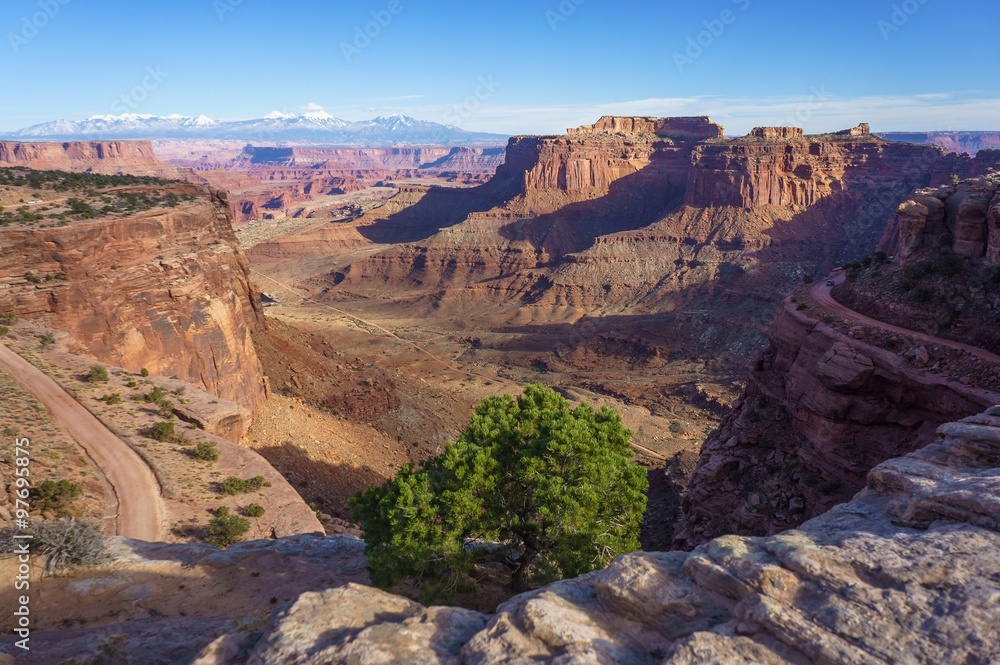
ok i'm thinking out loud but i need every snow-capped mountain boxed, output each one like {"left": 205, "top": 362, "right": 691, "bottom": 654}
{"left": 2, "top": 113, "right": 508, "bottom": 146}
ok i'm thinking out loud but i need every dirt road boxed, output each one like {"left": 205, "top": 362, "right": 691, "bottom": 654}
{"left": 810, "top": 274, "right": 1000, "bottom": 365}
{"left": 0, "top": 343, "right": 165, "bottom": 541}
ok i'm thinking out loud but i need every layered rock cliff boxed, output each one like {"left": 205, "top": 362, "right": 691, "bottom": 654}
{"left": 879, "top": 172, "right": 1000, "bottom": 262}
{"left": 0, "top": 140, "right": 185, "bottom": 179}
{"left": 0, "top": 183, "right": 268, "bottom": 417}
{"left": 8, "top": 408, "right": 1000, "bottom": 663}
{"left": 675, "top": 290, "right": 1000, "bottom": 548}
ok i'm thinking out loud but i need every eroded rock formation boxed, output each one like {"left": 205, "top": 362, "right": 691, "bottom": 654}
{"left": 675, "top": 296, "right": 1000, "bottom": 548}
{"left": 0, "top": 185, "right": 268, "bottom": 417}
{"left": 0, "top": 140, "right": 185, "bottom": 179}
{"left": 879, "top": 172, "right": 1000, "bottom": 262}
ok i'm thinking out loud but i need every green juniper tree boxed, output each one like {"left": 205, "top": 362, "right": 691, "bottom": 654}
{"left": 351, "top": 384, "right": 648, "bottom": 597}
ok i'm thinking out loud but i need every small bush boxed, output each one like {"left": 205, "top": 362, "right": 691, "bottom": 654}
{"left": 243, "top": 503, "right": 266, "bottom": 518}
{"left": 874, "top": 251, "right": 888, "bottom": 264}
{"left": 150, "top": 421, "right": 176, "bottom": 442}
{"left": 0, "top": 313, "right": 17, "bottom": 326}
{"left": 39, "top": 333, "right": 55, "bottom": 348}
{"left": 220, "top": 475, "right": 272, "bottom": 496}
{"left": 86, "top": 365, "right": 110, "bottom": 384}
{"left": 0, "top": 520, "right": 108, "bottom": 575}
{"left": 126, "top": 379, "right": 138, "bottom": 388}
{"left": 205, "top": 507, "right": 250, "bottom": 549}
{"left": 100, "top": 393, "right": 122, "bottom": 405}
{"left": 0, "top": 325, "right": 8, "bottom": 338}
{"left": 157, "top": 399, "right": 175, "bottom": 418}
{"left": 140, "top": 368, "right": 150, "bottom": 377}
{"left": 25, "top": 272, "right": 42, "bottom": 284}
{"left": 911, "top": 286, "right": 934, "bottom": 303}
{"left": 192, "top": 441, "right": 220, "bottom": 462}
{"left": 31, "top": 480, "right": 83, "bottom": 517}
{"left": 143, "top": 386, "right": 167, "bottom": 404}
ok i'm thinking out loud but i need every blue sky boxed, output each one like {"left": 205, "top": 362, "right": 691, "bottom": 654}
{"left": 0, "top": 0, "right": 997, "bottom": 135}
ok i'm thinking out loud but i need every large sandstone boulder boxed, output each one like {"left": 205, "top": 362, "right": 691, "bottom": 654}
{"left": 815, "top": 342, "right": 875, "bottom": 392}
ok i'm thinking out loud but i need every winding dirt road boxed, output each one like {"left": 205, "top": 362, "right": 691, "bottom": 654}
{"left": 0, "top": 342, "right": 165, "bottom": 541}
{"left": 810, "top": 273, "right": 1000, "bottom": 365}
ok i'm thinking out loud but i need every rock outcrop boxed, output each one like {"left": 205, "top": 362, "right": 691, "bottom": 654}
{"left": 0, "top": 140, "right": 185, "bottom": 179}
{"left": 675, "top": 296, "right": 1000, "bottom": 548}
{"left": 749, "top": 127, "right": 804, "bottom": 139}
{"left": 567, "top": 116, "right": 726, "bottom": 141}
{"left": 13, "top": 408, "right": 997, "bottom": 663}
{"left": 0, "top": 184, "right": 268, "bottom": 417}
{"left": 879, "top": 172, "right": 1000, "bottom": 262}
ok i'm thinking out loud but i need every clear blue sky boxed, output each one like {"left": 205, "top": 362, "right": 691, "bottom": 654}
{"left": 0, "top": 0, "right": 997, "bottom": 135}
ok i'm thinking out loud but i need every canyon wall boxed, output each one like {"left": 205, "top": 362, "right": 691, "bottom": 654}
{"left": 0, "top": 185, "right": 268, "bottom": 418}
{"left": 675, "top": 297, "right": 1000, "bottom": 548}
{"left": 879, "top": 131, "right": 1000, "bottom": 155}
{"left": 879, "top": 172, "right": 1000, "bottom": 262}
{"left": 0, "top": 140, "right": 185, "bottom": 179}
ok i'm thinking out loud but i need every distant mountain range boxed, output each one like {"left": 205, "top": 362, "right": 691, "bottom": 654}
{"left": 876, "top": 131, "right": 1000, "bottom": 155}
{"left": 1, "top": 112, "right": 510, "bottom": 146}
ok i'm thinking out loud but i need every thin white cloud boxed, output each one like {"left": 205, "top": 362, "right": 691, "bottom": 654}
{"left": 366, "top": 91, "right": 1000, "bottom": 135}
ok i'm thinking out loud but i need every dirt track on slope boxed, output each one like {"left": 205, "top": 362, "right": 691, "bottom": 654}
{"left": 0, "top": 343, "right": 165, "bottom": 541}
{"left": 811, "top": 273, "right": 1000, "bottom": 366}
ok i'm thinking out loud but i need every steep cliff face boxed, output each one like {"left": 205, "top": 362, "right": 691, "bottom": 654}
{"left": 675, "top": 296, "right": 1000, "bottom": 548}
{"left": 0, "top": 184, "right": 268, "bottom": 417}
{"left": 879, "top": 172, "right": 1000, "bottom": 262}
{"left": 0, "top": 140, "right": 184, "bottom": 179}
{"left": 313, "top": 120, "right": 972, "bottom": 334}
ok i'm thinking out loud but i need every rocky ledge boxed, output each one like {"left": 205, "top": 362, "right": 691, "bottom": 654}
{"left": 10, "top": 408, "right": 996, "bottom": 663}
{"left": 236, "top": 407, "right": 1000, "bottom": 664}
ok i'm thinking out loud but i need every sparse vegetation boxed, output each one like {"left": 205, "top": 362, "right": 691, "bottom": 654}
{"left": 205, "top": 507, "right": 250, "bottom": 549}
{"left": 0, "top": 325, "right": 8, "bottom": 338}
{"left": 31, "top": 479, "right": 83, "bottom": 517}
{"left": 140, "top": 368, "right": 150, "bottom": 377}
{"left": 0, "top": 313, "right": 17, "bottom": 326}
{"left": 100, "top": 393, "right": 122, "bottom": 405}
{"left": 351, "top": 384, "right": 648, "bottom": 597}
{"left": 86, "top": 365, "right": 110, "bottom": 384}
{"left": 39, "top": 333, "right": 55, "bottom": 348}
{"left": 192, "top": 441, "right": 220, "bottom": 462}
{"left": 0, "top": 520, "right": 108, "bottom": 574}
{"left": 220, "top": 475, "right": 272, "bottom": 496}
{"left": 243, "top": 503, "right": 266, "bottom": 518}
{"left": 150, "top": 421, "right": 176, "bottom": 442}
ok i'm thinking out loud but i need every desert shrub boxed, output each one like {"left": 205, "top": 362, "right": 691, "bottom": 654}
{"left": 205, "top": 507, "right": 250, "bottom": 549}
{"left": 243, "top": 503, "right": 266, "bottom": 518}
{"left": 220, "top": 475, "right": 272, "bottom": 496}
{"left": 351, "top": 384, "right": 648, "bottom": 597}
{"left": 903, "top": 260, "right": 935, "bottom": 282}
{"left": 0, "top": 325, "right": 8, "bottom": 338}
{"left": 24, "top": 272, "right": 42, "bottom": 284}
{"left": 0, "top": 520, "right": 108, "bottom": 574}
{"left": 142, "top": 386, "right": 167, "bottom": 404}
{"left": 192, "top": 441, "right": 220, "bottom": 462}
{"left": 0, "top": 313, "right": 17, "bottom": 326}
{"left": 934, "top": 251, "right": 962, "bottom": 277}
{"left": 874, "top": 251, "right": 889, "bottom": 264}
{"left": 100, "top": 393, "right": 122, "bottom": 405}
{"left": 31, "top": 480, "right": 83, "bottom": 517}
{"left": 157, "top": 399, "right": 175, "bottom": 418}
{"left": 150, "top": 421, "right": 176, "bottom": 442}
{"left": 911, "top": 286, "right": 934, "bottom": 303}
{"left": 86, "top": 365, "right": 109, "bottom": 384}
{"left": 987, "top": 265, "right": 1000, "bottom": 290}
{"left": 140, "top": 368, "right": 150, "bottom": 377}
{"left": 39, "top": 333, "right": 55, "bottom": 348}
